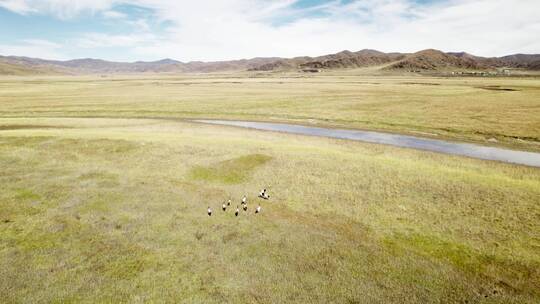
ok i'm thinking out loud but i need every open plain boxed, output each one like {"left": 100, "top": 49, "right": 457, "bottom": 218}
{"left": 1, "top": 74, "right": 540, "bottom": 303}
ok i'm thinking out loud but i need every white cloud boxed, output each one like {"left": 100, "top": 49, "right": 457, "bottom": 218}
{"left": 1, "top": 0, "right": 540, "bottom": 61}
{"left": 0, "top": 0, "right": 35, "bottom": 14}
{"left": 0, "top": 39, "right": 66, "bottom": 59}
{"left": 0, "top": 0, "right": 117, "bottom": 18}
{"left": 126, "top": 18, "right": 150, "bottom": 31}
{"left": 102, "top": 10, "right": 126, "bottom": 19}
{"left": 75, "top": 32, "right": 156, "bottom": 48}
{"left": 126, "top": 0, "right": 540, "bottom": 60}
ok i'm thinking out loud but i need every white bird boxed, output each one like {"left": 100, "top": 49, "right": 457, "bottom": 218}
{"left": 222, "top": 203, "right": 227, "bottom": 211}
{"left": 258, "top": 188, "right": 270, "bottom": 200}
{"left": 242, "top": 195, "right": 247, "bottom": 204}
{"left": 255, "top": 205, "right": 261, "bottom": 214}
{"left": 207, "top": 207, "right": 212, "bottom": 216}
{"left": 235, "top": 206, "right": 239, "bottom": 217}
{"left": 227, "top": 199, "right": 231, "bottom": 206}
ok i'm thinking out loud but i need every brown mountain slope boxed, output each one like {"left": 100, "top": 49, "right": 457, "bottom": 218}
{"left": 0, "top": 55, "right": 282, "bottom": 74}
{"left": 448, "top": 52, "right": 505, "bottom": 67}
{"left": 527, "top": 60, "right": 540, "bottom": 70}
{"left": 384, "top": 49, "right": 484, "bottom": 71}
{"left": 299, "top": 49, "right": 404, "bottom": 69}
{"left": 248, "top": 49, "right": 405, "bottom": 71}
{"left": 180, "top": 57, "right": 283, "bottom": 73}
{"left": 448, "top": 52, "right": 540, "bottom": 70}
{"left": 1, "top": 49, "right": 540, "bottom": 75}
{"left": 0, "top": 58, "right": 63, "bottom": 75}
{"left": 499, "top": 54, "right": 540, "bottom": 70}
{"left": 248, "top": 60, "right": 298, "bottom": 71}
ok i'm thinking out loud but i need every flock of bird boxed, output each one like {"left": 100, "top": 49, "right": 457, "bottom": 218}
{"left": 207, "top": 188, "right": 270, "bottom": 216}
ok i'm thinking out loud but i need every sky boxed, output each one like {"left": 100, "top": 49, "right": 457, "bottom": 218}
{"left": 0, "top": 0, "right": 539, "bottom": 62}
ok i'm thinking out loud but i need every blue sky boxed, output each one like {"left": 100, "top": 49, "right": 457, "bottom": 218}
{"left": 0, "top": 0, "right": 539, "bottom": 62}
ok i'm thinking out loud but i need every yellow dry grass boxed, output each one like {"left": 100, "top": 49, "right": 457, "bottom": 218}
{"left": 0, "top": 74, "right": 539, "bottom": 150}
{"left": 1, "top": 73, "right": 540, "bottom": 302}
{"left": 1, "top": 116, "right": 539, "bottom": 303}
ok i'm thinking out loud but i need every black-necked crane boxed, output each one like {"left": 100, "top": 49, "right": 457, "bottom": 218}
{"left": 243, "top": 204, "right": 248, "bottom": 212}
{"left": 242, "top": 195, "right": 247, "bottom": 205}
{"left": 235, "top": 206, "right": 239, "bottom": 217}
{"left": 222, "top": 203, "right": 227, "bottom": 211}
{"left": 227, "top": 199, "right": 231, "bottom": 206}
{"left": 258, "top": 188, "right": 270, "bottom": 200}
{"left": 207, "top": 206, "right": 212, "bottom": 216}
{"left": 255, "top": 205, "right": 261, "bottom": 214}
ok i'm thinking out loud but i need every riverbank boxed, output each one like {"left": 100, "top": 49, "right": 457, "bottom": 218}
{"left": 1, "top": 74, "right": 539, "bottom": 151}
{"left": 195, "top": 119, "right": 540, "bottom": 167}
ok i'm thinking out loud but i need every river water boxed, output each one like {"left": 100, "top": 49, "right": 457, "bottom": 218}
{"left": 194, "top": 120, "right": 540, "bottom": 168}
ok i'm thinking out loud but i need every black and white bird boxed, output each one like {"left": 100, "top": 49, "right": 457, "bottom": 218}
{"left": 243, "top": 204, "right": 248, "bottom": 212}
{"left": 227, "top": 199, "right": 231, "bottom": 206}
{"left": 258, "top": 188, "right": 270, "bottom": 200}
{"left": 242, "top": 195, "right": 247, "bottom": 205}
{"left": 222, "top": 203, "right": 227, "bottom": 211}
{"left": 255, "top": 205, "right": 261, "bottom": 214}
{"left": 235, "top": 206, "right": 239, "bottom": 217}
{"left": 207, "top": 206, "right": 212, "bottom": 216}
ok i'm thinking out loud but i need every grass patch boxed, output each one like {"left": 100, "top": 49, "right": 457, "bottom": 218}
{"left": 78, "top": 193, "right": 124, "bottom": 214}
{"left": 0, "top": 125, "right": 69, "bottom": 131}
{"left": 384, "top": 232, "right": 540, "bottom": 297}
{"left": 78, "top": 171, "right": 120, "bottom": 188}
{"left": 13, "top": 188, "right": 40, "bottom": 201}
{"left": 189, "top": 154, "right": 272, "bottom": 184}
{"left": 385, "top": 233, "right": 487, "bottom": 271}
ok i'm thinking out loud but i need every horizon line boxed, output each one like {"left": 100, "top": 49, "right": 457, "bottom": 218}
{"left": 2, "top": 48, "right": 540, "bottom": 64}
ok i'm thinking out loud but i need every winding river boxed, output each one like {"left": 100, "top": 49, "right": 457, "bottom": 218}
{"left": 195, "top": 120, "right": 540, "bottom": 168}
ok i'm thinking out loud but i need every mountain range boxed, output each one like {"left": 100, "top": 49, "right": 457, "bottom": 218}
{"left": 1, "top": 49, "right": 539, "bottom": 75}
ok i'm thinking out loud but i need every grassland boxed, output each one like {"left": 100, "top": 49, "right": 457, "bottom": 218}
{"left": 1, "top": 74, "right": 540, "bottom": 303}
{"left": 0, "top": 73, "right": 539, "bottom": 151}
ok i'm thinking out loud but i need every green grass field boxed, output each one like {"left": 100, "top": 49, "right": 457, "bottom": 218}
{"left": 1, "top": 74, "right": 539, "bottom": 303}
{"left": 0, "top": 74, "right": 539, "bottom": 151}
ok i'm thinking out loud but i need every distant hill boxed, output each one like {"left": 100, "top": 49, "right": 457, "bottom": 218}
{"left": 1, "top": 49, "right": 539, "bottom": 75}
{"left": 384, "top": 49, "right": 483, "bottom": 71}
{"left": 249, "top": 49, "right": 405, "bottom": 71}
{"left": 0, "top": 55, "right": 284, "bottom": 74}
{"left": 0, "top": 58, "right": 63, "bottom": 75}
{"left": 447, "top": 52, "right": 540, "bottom": 70}
{"left": 499, "top": 54, "right": 540, "bottom": 69}
{"left": 300, "top": 49, "right": 405, "bottom": 69}
{"left": 250, "top": 49, "right": 540, "bottom": 73}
